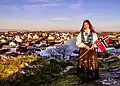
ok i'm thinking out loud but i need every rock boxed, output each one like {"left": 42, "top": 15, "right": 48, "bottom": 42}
{"left": 102, "top": 79, "right": 111, "bottom": 85}
{"left": 60, "top": 66, "right": 74, "bottom": 75}
{"left": 114, "top": 76, "right": 120, "bottom": 79}
{"left": 116, "top": 71, "right": 120, "bottom": 74}
{"left": 97, "top": 66, "right": 120, "bottom": 86}
{"left": 108, "top": 68, "right": 119, "bottom": 72}
{"left": 12, "top": 71, "right": 23, "bottom": 79}
{"left": 64, "top": 37, "right": 78, "bottom": 51}
{"left": 73, "top": 49, "right": 79, "bottom": 54}
{"left": 105, "top": 57, "right": 119, "bottom": 63}
{"left": 113, "top": 81, "right": 117, "bottom": 84}
{"left": 20, "top": 70, "right": 26, "bottom": 74}
{"left": 108, "top": 66, "right": 120, "bottom": 72}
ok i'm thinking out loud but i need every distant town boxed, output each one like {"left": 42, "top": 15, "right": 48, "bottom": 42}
{"left": 0, "top": 30, "right": 120, "bottom": 44}
{"left": 0, "top": 30, "right": 119, "bottom": 58}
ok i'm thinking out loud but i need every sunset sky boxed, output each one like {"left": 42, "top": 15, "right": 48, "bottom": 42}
{"left": 0, "top": 0, "right": 120, "bottom": 31}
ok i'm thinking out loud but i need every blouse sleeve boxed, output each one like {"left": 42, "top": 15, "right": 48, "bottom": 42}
{"left": 76, "top": 32, "right": 86, "bottom": 48}
{"left": 92, "top": 33, "right": 98, "bottom": 47}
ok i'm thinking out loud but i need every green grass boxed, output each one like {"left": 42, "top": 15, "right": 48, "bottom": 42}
{"left": 100, "top": 68, "right": 108, "bottom": 72}
{"left": 0, "top": 58, "right": 76, "bottom": 86}
{"left": 0, "top": 55, "right": 38, "bottom": 79}
{"left": 50, "top": 75, "right": 78, "bottom": 86}
{"left": 0, "top": 55, "right": 119, "bottom": 86}
{"left": 108, "top": 59, "right": 120, "bottom": 68}
{"left": 99, "top": 58, "right": 120, "bottom": 73}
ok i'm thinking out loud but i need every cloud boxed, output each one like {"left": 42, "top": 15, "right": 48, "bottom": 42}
{"left": 51, "top": 17, "right": 72, "bottom": 21}
{"left": 40, "top": 3, "right": 60, "bottom": 6}
{"left": 0, "top": 0, "right": 61, "bottom": 5}
{"left": 0, "top": 1, "right": 60, "bottom": 18}
{"left": 70, "top": 3, "right": 81, "bottom": 9}
{"left": 27, "top": 0, "right": 60, "bottom": 3}
{"left": 0, "top": 5, "right": 21, "bottom": 15}
{"left": 0, "top": 5, "right": 43, "bottom": 20}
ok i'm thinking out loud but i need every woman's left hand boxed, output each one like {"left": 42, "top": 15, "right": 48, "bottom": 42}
{"left": 90, "top": 44, "right": 95, "bottom": 50}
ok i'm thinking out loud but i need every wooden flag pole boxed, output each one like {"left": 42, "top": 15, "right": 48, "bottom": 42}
{"left": 79, "top": 49, "right": 90, "bottom": 59}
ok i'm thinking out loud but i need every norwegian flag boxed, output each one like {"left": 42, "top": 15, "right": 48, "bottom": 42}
{"left": 96, "top": 34, "right": 109, "bottom": 52}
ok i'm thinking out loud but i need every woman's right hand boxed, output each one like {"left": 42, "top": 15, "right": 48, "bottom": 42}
{"left": 85, "top": 45, "right": 90, "bottom": 50}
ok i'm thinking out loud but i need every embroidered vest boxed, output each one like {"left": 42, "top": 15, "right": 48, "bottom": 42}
{"left": 81, "top": 31, "right": 93, "bottom": 44}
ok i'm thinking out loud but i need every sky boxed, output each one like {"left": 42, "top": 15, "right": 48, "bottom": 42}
{"left": 0, "top": 0, "right": 120, "bottom": 32}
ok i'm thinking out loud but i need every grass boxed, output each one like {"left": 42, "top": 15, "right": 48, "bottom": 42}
{"left": 99, "top": 68, "right": 108, "bottom": 72}
{"left": 0, "top": 55, "right": 38, "bottom": 79}
{"left": 108, "top": 59, "right": 120, "bottom": 68}
{"left": 50, "top": 75, "right": 78, "bottom": 86}
{"left": 98, "top": 56, "right": 120, "bottom": 73}
{"left": 0, "top": 58, "right": 76, "bottom": 86}
{"left": 0, "top": 55, "right": 119, "bottom": 86}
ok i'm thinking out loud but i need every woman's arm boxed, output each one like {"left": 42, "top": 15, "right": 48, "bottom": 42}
{"left": 92, "top": 33, "right": 98, "bottom": 48}
{"left": 76, "top": 33, "right": 86, "bottom": 48}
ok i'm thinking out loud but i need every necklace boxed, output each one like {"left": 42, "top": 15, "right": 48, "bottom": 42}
{"left": 85, "top": 32, "right": 88, "bottom": 36}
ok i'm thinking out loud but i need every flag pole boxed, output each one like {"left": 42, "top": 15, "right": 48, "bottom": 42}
{"left": 79, "top": 49, "right": 90, "bottom": 59}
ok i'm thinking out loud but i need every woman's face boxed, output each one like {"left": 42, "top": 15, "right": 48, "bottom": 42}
{"left": 84, "top": 22, "right": 89, "bottom": 29}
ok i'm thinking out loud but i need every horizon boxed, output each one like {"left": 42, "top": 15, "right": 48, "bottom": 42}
{"left": 0, "top": 0, "right": 120, "bottom": 32}
{"left": 0, "top": 28, "right": 120, "bottom": 33}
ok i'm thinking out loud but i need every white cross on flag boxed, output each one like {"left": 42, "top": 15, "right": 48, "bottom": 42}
{"left": 96, "top": 34, "right": 109, "bottom": 52}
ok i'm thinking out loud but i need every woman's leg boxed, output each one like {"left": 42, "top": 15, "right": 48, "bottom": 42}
{"left": 94, "top": 68, "right": 99, "bottom": 79}
{"left": 85, "top": 49, "right": 99, "bottom": 80}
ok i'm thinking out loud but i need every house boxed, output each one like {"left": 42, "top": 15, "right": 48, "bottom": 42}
{"left": 33, "top": 34, "right": 39, "bottom": 39}
{"left": 9, "top": 41, "right": 17, "bottom": 47}
{"left": 0, "top": 38, "right": 7, "bottom": 43}
{"left": 48, "top": 35, "right": 55, "bottom": 40}
{"left": 15, "top": 35, "right": 23, "bottom": 43}
{"left": 28, "top": 33, "right": 32, "bottom": 39}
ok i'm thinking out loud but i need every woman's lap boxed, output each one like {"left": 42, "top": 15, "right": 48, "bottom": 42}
{"left": 77, "top": 48, "right": 99, "bottom": 80}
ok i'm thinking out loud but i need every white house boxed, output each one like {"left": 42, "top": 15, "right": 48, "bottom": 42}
{"left": 0, "top": 39, "right": 6, "bottom": 43}
{"left": 9, "top": 41, "right": 16, "bottom": 47}
{"left": 48, "top": 35, "right": 55, "bottom": 40}
{"left": 28, "top": 34, "right": 32, "bottom": 39}
{"left": 15, "top": 35, "right": 23, "bottom": 43}
{"left": 109, "top": 35, "right": 116, "bottom": 38}
{"left": 33, "top": 34, "right": 39, "bottom": 39}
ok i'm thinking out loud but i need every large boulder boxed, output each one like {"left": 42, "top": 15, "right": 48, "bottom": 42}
{"left": 64, "top": 37, "right": 78, "bottom": 51}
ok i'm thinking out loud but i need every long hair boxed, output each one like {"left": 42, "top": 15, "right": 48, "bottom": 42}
{"left": 80, "top": 20, "right": 96, "bottom": 33}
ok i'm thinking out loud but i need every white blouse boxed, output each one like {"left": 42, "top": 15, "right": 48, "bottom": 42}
{"left": 76, "top": 30, "right": 98, "bottom": 48}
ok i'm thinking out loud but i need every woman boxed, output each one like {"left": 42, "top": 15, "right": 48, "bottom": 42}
{"left": 76, "top": 20, "right": 99, "bottom": 82}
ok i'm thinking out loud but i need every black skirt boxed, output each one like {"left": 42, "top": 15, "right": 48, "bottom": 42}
{"left": 77, "top": 48, "right": 99, "bottom": 81}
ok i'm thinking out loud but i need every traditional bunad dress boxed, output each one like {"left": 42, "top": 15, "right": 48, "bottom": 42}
{"left": 76, "top": 29, "right": 99, "bottom": 81}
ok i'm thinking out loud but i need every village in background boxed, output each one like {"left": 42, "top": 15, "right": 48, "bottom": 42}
{"left": 0, "top": 30, "right": 120, "bottom": 86}
{"left": 0, "top": 30, "right": 120, "bottom": 56}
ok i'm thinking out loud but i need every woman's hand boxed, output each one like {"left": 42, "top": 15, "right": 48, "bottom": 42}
{"left": 85, "top": 45, "right": 90, "bottom": 50}
{"left": 90, "top": 44, "right": 95, "bottom": 50}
